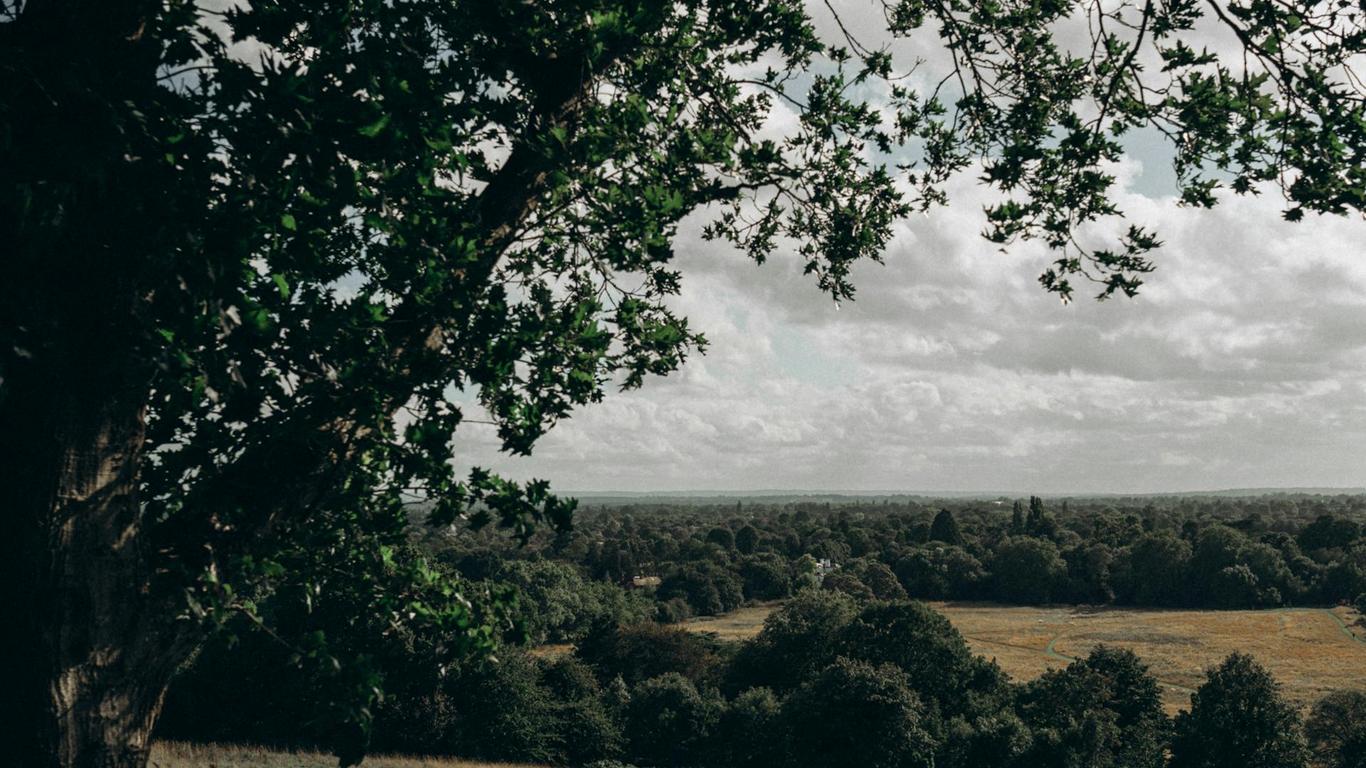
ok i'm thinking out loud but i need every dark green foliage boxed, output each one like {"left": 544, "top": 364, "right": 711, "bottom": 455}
{"left": 655, "top": 597, "right": 693, "bottom": 624}
{"left": 930, "top": 509, "right": 965, "bottom": 545}
{"left": 1017, "top": 647, "right": 1168, "bottom": 768}
{"left": 1321, "top": 559, "right": 1366, "bottom": 605}
{"left": 735, "top": 525, "right": 761, "bottom": 555}
{"left": 445, "top": 654, "right": 559, "bottom": 764}
{"left": 713, "top": 688, "right": 785, "bottom": 768}
{"left": 855, "top": 561, "right": 909, "bottom": 601}
{"left": 658, "top": 562, "right": 744, "bottom": 616}
{"left": 498, "top": 559, "right": 652, "bottom": 643}
{"left": 836, "top": 601, "right": 999, "bottom": 719}
{"left": 992, "top": 537, "right": 1068, "bottom": 603}
{"left": 1027, "top": 497, "right": 1057, "bottom": 538}
{"left": 728, "top": 589, "right": 857, "bottom": 693}
{"left": 895, "top": 546, "right": 986, "bottom": 600}
{"left": 822, "top": 570, "right": 876, "bottom": 600}
{"left": 1209, "top": 564, "right": 1264, "bottom": 609}
{"left": 624, "top": 674, "right": 723, "bottom": 768}
{"left": 1306, "top": 690, "right": 1366, "bottom": 768}
{"left": 1114, "top": 533, "right": 1194, "bottom": 606}
{"left": 1191, "top": 527, "right": 1250, "bottom": 591}
{"left": 1170, "top": 653, "right": 1308, "bottom": 768}
{"left": 576, "top": 621, "right": 725, "bottom": 688}
{"left": 1062, "top": 543, "right": 1115, "bottom": 604}
{"left": 706, "top": 526, "right": 737, "bottom": 550}
{"left": 554, "top": 697, "right": 626, "bottom": 766}
{"left": 782, "top": 658, "right": 938, "bottom": 768}
{"left": 739, "top": 553, "right": 793, "bottom": 601}
{"left": 1299, "top": 516, "right": 1363, "bottom": 553}
{"left": 541, "top": 656, "right": 627, "bottom": 765}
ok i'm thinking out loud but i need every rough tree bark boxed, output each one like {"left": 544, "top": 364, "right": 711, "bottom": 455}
{"left": 3, "top": 349, "right": 191, "bottom": 768}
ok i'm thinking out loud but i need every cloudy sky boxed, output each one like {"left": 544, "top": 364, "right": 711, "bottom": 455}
{"left": 455, "top": 5, "right": 1366, "bottom": 495}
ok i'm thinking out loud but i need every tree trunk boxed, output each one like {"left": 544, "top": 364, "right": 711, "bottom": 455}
{"left": 3, "top": 3, "right": 191, "bottom": 765}
{"left": 2, "top": 340, "right": 190, "bottom": 768}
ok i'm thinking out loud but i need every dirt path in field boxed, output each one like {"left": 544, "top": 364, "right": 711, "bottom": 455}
{"left": 1315, "top": 607, "right": 1366, "bottom": 646}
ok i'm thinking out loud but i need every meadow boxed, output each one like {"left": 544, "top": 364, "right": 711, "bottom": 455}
{"left": 684, "top": 601, "right": 1366, "bottom": 713}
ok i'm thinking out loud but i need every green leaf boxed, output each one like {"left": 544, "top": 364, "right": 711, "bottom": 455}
{"left": 359, "top": 114, "right": 391, "bottom": 138}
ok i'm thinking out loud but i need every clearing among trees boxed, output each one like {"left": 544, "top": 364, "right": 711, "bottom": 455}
{"left": 684, "top": 602, "right": 1366, "bottom": 713}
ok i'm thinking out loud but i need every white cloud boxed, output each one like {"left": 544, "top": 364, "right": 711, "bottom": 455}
{"left": 454, "top": 163, "right": 1366, "bottom": 494}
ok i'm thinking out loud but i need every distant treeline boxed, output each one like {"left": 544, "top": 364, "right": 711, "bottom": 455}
{"left": 439, "top": 494, "right": 1366, "bottom": 626}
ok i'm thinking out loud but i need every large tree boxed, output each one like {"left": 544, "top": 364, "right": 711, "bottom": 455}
{"left": 2, "top": 0, "right": 1364, "bottom": 766}
{"left": 1170, "top": 653, "right": 1309, "bottom": 768}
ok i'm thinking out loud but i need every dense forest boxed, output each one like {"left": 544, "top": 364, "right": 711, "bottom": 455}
{"left": 158, "top": 494, "right": 1366, "bottom": 768}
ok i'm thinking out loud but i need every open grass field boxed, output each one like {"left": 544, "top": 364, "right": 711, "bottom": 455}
{"left": 682, "top": 601, "right": 1366, "bottom": 713}
{"left": 676, "top": 602, "right": 786, "bottom": 642}
{"left": 150, "top": 742, "right": 542, "bottom": 768}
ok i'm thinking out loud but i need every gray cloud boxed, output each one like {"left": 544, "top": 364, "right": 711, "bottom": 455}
{"left": 454, "top": 152, "right": 1366, "bottom": 495}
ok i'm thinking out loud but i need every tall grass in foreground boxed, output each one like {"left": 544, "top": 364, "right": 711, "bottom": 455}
{"left": 150, "top": 742, "right": 545, "bottom": 768}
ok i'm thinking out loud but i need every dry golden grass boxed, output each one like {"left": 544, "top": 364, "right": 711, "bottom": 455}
{"left": 947, "top": 602, "right": 1366, "bottom": 713}
{"left": 527, "top": 642, "right": 574, "bottom": 659}
{"left": 149, "top": 741, "right": 544, "bottom": 768}
{"left": 678, "top": 602, "right": 785, "bottom": 642}
{"left": 682, "top": 601, "right": 1366, "bottom": 713}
